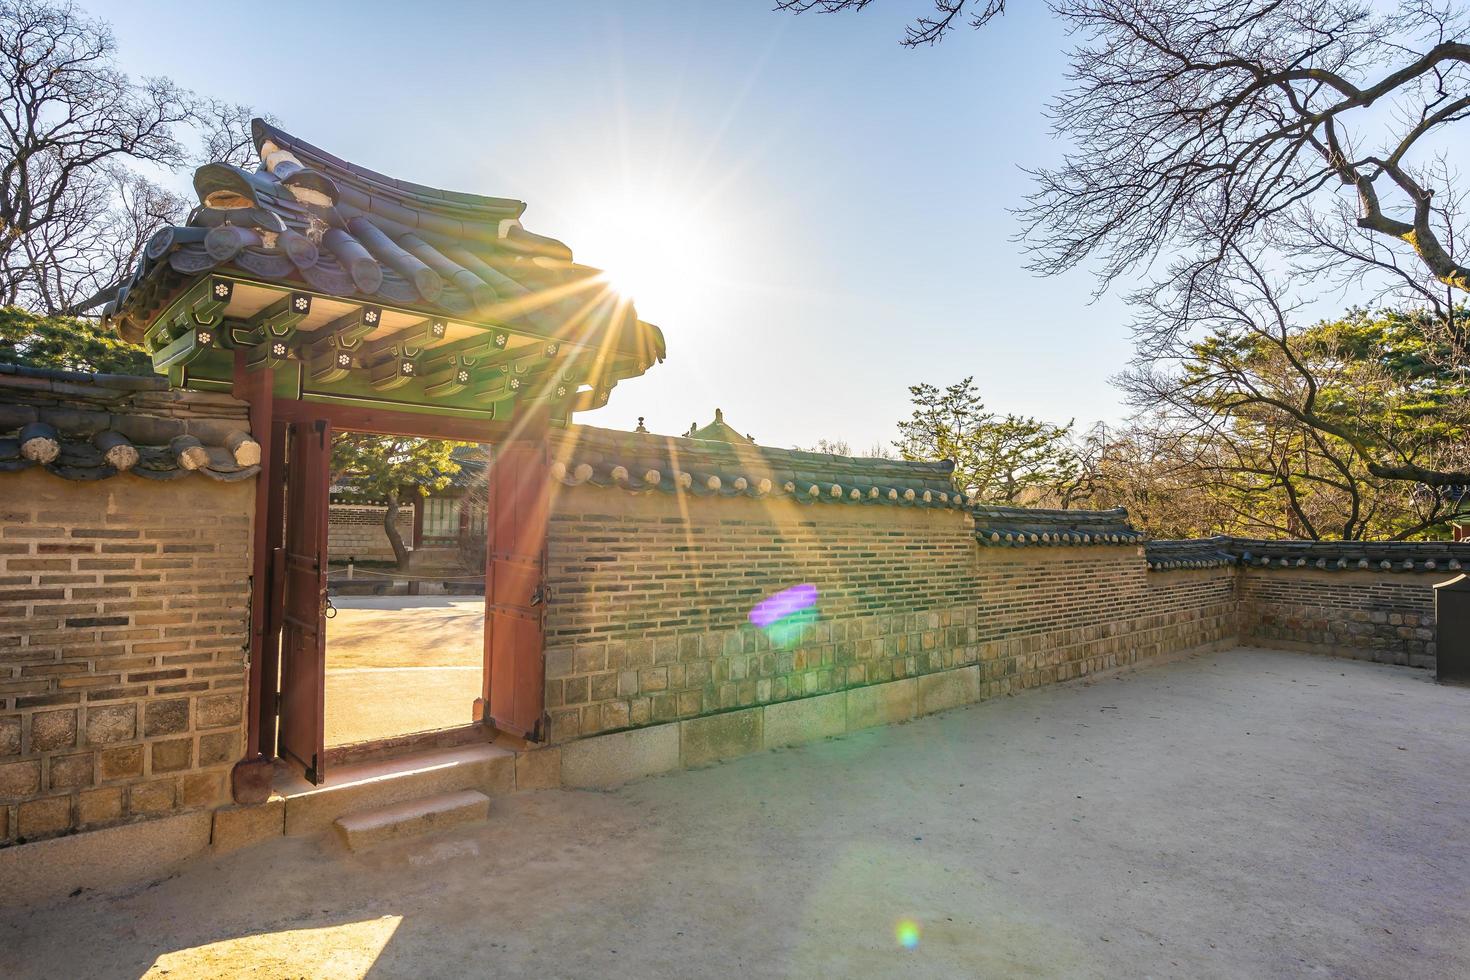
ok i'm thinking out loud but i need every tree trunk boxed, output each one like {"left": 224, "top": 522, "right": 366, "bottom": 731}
{"left": 383, "top": 489, "right": 411, "bottom": 569}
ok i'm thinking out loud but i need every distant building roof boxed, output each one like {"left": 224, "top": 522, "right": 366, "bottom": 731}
{"left": 685, "top": 409, "right": 754, "bottom": 445}
{"left": 1143, "top": 537, "right": 1238, "bottom": 569}
{"left": 1224, "top": 537, "right": 1469, "bottom": 574}
{"left": 549, "top": 423, "right": 963, "bottom": 510}
{"left": 970, "top": 505, "right": 1146, "bottom": 547}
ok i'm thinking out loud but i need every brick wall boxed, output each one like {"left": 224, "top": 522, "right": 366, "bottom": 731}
{"left": 542, "top": 488, "right": 978, "bottom": 744}
{"left": 0, "top": 470, "right": 251, "bottom": 844}
{"left": 1240, "top": 569, "right": 1439, "bottom": 667}
{"left": 327, "top": 503, "right": 415, "bottom": 562}
{"left": 542, "top": 489, "right": 1238, "bottom": 745}
{"left": 972, "top": 549, "right": 1239, "bottom": 692}
{"left": 2, "top": 420, "right": 1456, "bottom": 845}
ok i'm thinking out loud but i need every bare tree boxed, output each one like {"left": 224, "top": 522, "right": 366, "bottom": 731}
{"left": 0, "top": 0, "right": 270, "bottom": 315}
{"left": 777, "top": 0, "right": 1470, "bottom": 494}
{"left": 774, "top": 0, "right": 1006, "bottom": 47}
{"left": 1118, "top": 252, "right": 1470, "bottom": 537}
{"left": 193, "top": 99, "right": 274, "bottom": 170}
{"left": 1019, "top": 1, "right": 1470, "bottom": 328}
{"left": 19, "top": 166, "right": 187, "bottom": 315}
{"left": 1077, "top": 422, "right": 1249, "bottom": 536}
{"left": 794, "top": 437, "right": 855, "bottom": 455}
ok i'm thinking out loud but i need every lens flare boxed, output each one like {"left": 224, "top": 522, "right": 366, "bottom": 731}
{"left": 895, "top": 918, "right": 920, "bottom": 950}
{"left": 749, "top": 584, "right": 819, "bottom": 649}
{"left": 748, "top": 583, "right": 818, "bottom": 628}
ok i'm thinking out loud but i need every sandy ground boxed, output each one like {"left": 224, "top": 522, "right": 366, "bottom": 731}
{"left": 324, "top": 597, "right": 483, "bottom": 748}
{"left": 5, "top": 648, "right": 1470, "bottom": 979}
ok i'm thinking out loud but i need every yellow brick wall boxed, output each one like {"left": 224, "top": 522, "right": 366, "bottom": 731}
{"left": 971, "top": 549, "right": 1239, "bottom": 690}
{"left": 0, "top": 470, "right": 251, "bottom": 844}
{"left": 543, "top": 487, "right": 977, "bottom": 742}
{"left": 543, "top": 487, "right": 1238, "bottom": 744}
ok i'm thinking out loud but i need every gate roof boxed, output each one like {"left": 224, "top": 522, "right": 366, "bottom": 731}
{"left": 103, "top": 120, "right": 664, "bottom": 425}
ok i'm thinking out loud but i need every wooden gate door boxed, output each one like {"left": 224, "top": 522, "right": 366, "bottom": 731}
{"left": 278, "top": 418, "right": 331, "bottom": 783}
{"left": 482, "top": 441, "right": 549, "bottom": 740}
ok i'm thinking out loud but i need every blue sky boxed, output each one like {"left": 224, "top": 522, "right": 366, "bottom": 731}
{"left": 92, "top": 0, "right": 1138, "bottom": 448}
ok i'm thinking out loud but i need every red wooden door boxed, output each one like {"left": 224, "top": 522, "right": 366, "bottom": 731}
{"left": 278, "top": 418, "right": 331, "bottom": 783}
{"left": 483, "top": 442, "right": 549, "bottom": 740}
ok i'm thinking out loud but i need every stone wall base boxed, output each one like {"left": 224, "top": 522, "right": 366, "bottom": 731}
{"left": 0, "top": 810, "right": 212, "bottom": 911}
{"left": 1245, "top": 635, "right": 1436, "bottom": 668}
{"left": 557, "top": 636, "right": 1235, "bottom": 788}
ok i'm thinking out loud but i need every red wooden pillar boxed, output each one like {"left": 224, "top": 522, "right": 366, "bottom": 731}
{"left": 478, "top": 413, "right": 551, "bottom": 740}
{"left": 230, "top": 357, "right": 282, "bottom": 801}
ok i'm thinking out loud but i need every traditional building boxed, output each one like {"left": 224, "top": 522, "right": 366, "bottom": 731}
{"left": 97, "top": 119, "right": 670, "bottom": 784}
{"left": 104, "top": 119, "right": 664, "bottom": 419}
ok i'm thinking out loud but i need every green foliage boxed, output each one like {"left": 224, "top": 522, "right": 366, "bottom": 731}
{"left": 1124, "top": 306, "right": 1470, "bottom": 540}
{"left": 895, "top": 377, "right": 1076, "bottom": 503}
{"left": 330, "top": 434, "right": 464, "bottom": 501}
{"left": 1296, "top": 308, "right": 1469, "bottom": 442}
{"left": 0, "top": 306, "right": 152, "bottom": 374}
{"left": 330, "top": 433, "right": 467, "bottom": 567}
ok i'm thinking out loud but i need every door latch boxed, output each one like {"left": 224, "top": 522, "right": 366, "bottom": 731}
{"left": 530, "top": 584, "right": 545, "bottom": 607}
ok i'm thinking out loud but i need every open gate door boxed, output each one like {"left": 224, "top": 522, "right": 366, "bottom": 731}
{"left": 278, "top": 418, "right": 331, "bottom": 783}
{"left": 482, "top": 441, "right": 549, "bottom": 740}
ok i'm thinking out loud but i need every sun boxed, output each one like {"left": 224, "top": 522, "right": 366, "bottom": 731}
{"left": 570, "top": 191, "right": 725, "bottom": 325}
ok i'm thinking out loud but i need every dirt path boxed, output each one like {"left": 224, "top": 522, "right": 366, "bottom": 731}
{"left": 323, "top": 597, "right": 483, "bottom": 747}
{"left": 325, "top": 597, "right": 483, "bottom": 670}
{"left": 5, "top": 649, "right": 1469, "bottom": 979}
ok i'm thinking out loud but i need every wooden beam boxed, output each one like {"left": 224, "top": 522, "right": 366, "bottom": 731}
{"left": 246, "top": 333, "right": 297, "bottom": 371}
{"left": 152, "top": 326, "right": 215, "bottom": 371}
{"left": 232, "top": 354, "right": 279, "bottom": 761}
{"left": 242, "top": 291, "right": 313, "bottom": 343}
{"left": 369, "top": 352, "right": 418, "bottom": 391}
{"left": 145, "top": 277, "right": 234, "bottom": 352}
{"left": 357, "top": 317, "right": 443, "bottom": 363}
{"left": 239, "top": 292, "right": 313, "bottom": 369}
{"left": 304, "top": 306, "right": 383, "bottom": 384}
{"left": 307, "top": 346, "right": 356, "bottom": 385}
{"left": 308, "top": 306, "right": 383, "bottom": 356}
{"left": 414, "top": 329, "right": 507, "bottom": 374}
{"left": 572, "top": 381, "right": 615, "bottom": 413}
{"left": 191, "top": 277, "right": 235, "bottom": 325}
{"left": 270, "top": 398, "right": 515, "bottom": 441}
{"left": 421, "top": 358, "right": 473, "bottom": 398}
{"left": 466, "top": 345, "right": 567, "bottom": 400}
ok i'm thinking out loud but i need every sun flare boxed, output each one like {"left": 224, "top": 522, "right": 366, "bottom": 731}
{"left": 571, "top": 191, "right": 727, "bottom": 323}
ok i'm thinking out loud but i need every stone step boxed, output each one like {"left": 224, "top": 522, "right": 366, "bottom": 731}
{"left": 276, "top": 743, "right": 515, "bottom": 836}
{"left": 333, "top": 789, "right": 490, "bottom": 851}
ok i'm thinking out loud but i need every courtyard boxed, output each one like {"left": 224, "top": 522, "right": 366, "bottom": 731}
{"left": 324, "top": 596, "right": 484, "bottom": 749}
{"left": 4, "top": 648, "right": 1467, "bottom": 979}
